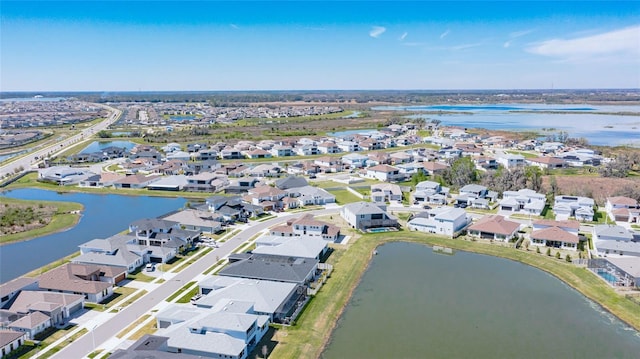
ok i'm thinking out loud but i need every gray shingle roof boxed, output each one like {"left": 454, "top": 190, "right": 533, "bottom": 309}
{"left": 219, "top": 254, "right": 318, "bottom": 284}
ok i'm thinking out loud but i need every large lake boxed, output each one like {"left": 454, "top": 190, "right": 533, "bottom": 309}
{"left": 0, "top": 188, "right": 186, "bottom": 282}
{"left": 373, "top": 104, "right": 640, "bottom": 147}
{"left": 322, "top": 242, "right": 640, "bottom": 359}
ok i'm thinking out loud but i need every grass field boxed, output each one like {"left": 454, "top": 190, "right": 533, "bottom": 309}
{"left": 327, "top": 189, "right": 361, "bottom": 204}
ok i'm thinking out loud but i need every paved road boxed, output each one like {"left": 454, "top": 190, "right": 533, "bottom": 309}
{"left": 52, "top": 207, "right": 340, "bottom": 358}
{"left": 0, "top": 103, "right": 122, "bottom": 178}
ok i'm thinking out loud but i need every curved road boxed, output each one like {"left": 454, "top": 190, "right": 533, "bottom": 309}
{"left": 0, "top": 103, "right": 122, "bottom": 178}
{"left": 52, "top": 207, "right": 340, "bottom": 358}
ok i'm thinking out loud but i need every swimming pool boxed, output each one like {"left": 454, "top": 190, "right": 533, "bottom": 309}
{"left": 597, "top": 269, "right": 618, "bottom": 283}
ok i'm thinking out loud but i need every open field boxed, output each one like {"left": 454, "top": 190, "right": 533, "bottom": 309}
{"left": 543, "top": 175, "right": 640, "bottom": 205}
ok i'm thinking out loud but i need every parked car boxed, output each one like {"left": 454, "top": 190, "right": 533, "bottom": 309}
{"left": 145, "top": 263, "right": 155, "bottom": 272}
{"left": 190, "top": 294, "right": 203, "bottom": 304}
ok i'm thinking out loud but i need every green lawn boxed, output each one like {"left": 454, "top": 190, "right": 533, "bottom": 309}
{"left": 327, "top": 189, "right": 361, "bottom": 204}
{"left": 166, "top": 281, "right": 197, "bottom": 302}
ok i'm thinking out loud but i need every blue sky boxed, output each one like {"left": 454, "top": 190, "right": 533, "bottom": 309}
{"left": 2, "top": 1, "right": 639, "bottom": 91}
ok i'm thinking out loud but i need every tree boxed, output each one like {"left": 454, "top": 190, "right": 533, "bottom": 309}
{"left": 546, "top": 248, "right": 551, "bottom": 256}
{"left": 565, "top": 254, "right": 572, "bottom": 262}
{"left": 411, "top": 171, "right": 428, "bottom": 186}
{"left": 443, "top": 157, "right": 477, "bottom": 188}
{"left": 555, "top": 251, "right": 561, "bottom": 259}
{"left": 536, "top": 246, "right": 541, "bottom": 254}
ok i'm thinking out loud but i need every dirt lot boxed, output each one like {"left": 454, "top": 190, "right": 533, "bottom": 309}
{"left": 543, "top": 175, "right": 640, "bottom": 205}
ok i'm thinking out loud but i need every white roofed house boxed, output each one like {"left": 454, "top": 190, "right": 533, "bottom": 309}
{"left": 317, "top": 141, "right": 341, "bottom": 154}
{"left": 412, "top": 180, "right": 449, "bottom": 205}
{"left": 499, "top": 189, "right": 547, "bottom": 216}
{"left": 270, "top": 145, "right": 294, "bottom": 157}
{"left": 592, "top": 224, "right": 640, "bottom": 257}
{"left": 342, "top": 153, "right": 369, "bottom": 169}
{"left": 245, "top": 149, "right": 272, "bottom": 159}
{"left": 407, "top": 207, "right": 470, "bottom": 238}
{"left": 365, "top": 164, "right": 404, "bottom": 182}
{"left": 252, "top": 235, "right": 329, "bottom": 260}
{"left": 553, "top": 195, "right": 595, "bottom": 221}
{"left": 285, "top": 185, "right": 336, "bottom": 206}
{"left": 341, "top": 201, "right": 399, "bottom": 231}
{"left": 495, "top": 153, "right": 525, "bottom": 168}
{"left": 337, "top": 140, "right": 360, "bottom": 152}
{"left": 370, "top": 183, "right": 403, "bottom": 203}
{"left": 155, "top": 303, "right": 269, "bottom": 359}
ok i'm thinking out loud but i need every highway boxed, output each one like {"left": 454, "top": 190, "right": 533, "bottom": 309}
{"left": 51, "top": 207, "right": 340, "bottom": 358}
{"left": 0, "top": 103, "right": 122, "bottom": 178}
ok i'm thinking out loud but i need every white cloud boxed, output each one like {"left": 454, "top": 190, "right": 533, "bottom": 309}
{"left": 503, "top": 41, "right": 511, "bottom": 48}
{"left": 369, "top": 26, "right": 386, "bottom": 38}
{"left": 440, "top": 29, "right": 450, "bottom": 39}
{"left": 450, "top": 42, "right": 482, "bottom": 51}
{"left": 527, "top": 26, "right": 640, "bottom": 61}
{"left": 230, "top": 24, "right": 239, "bottom": 29}
{"left": 399, "top": 32, "right": 408, "bottom": 41}
{"left": 510, "top": 29, "right": 534, "bottom": 38}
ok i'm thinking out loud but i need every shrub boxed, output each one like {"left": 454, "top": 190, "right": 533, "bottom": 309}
{"left": 565, "top": 254, "right": 572, "bottom": 262}
{"left": 555, "top": 251, "right": 561, "bottom": 259}
{"left": 546, "top": 248, "right": 551, "bottom": 256}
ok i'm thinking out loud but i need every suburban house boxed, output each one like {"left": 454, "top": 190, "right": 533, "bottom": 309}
{"left": 162, "top": 209, "right": 223, "bottom": 233}
{"left": 314, "top": 156, "right": 343, "bottom": 172}
{"left": 317, "top": 141, "right": 340, "bottom": 154}
{"left": 337, "top": 140, "right": 360, "bottom": 152}
{"left": 365, "top": 164, "right": 404, "bottom": 182}
{"left": 245, "top": 149, "right": 272, "bottom": 159}
{"left": 605, "top": 196, "right": 640, "bottom": 223}
{"left": 593, "top": 225, "right": 635, "bottom": 243}
{"left": 183, "top": 172, "right": 227, "bottom": 192}
{"left": 467, "top": 215, "right": 521, "bottom": 241}
{"left": 37, "top": 263, "right": 119, "bottom": 303}
{"left": 407, "top": 207, "right": 470, "bottom": 237}
{"left": 0, "top": 330, "right": 28, "bottom": 357}
{"left": 129, "top": 218, "right": 199, "bottom": 254}
{"left": 4, "top": 291, "right": 84, "bottom": 326}
{"left": 370, "top": 183, "right": 403, "bottom": 203}
{"left": 499, "top": 189, "right": 547, "bottom": 216}
{"left": 526, "top": 156, "right": 567, "bottom": 169}
{"left": 245, "top": 185, "right": 288, "bottom": 210}
{"left": 495, "top": 153, "right": 525, "bottom": 168}
{"left": 270, "top": 214, "right": 341, "bottom": 241}
{"left": 342, "top": 153, "right": 369, "bottom": 169}
{"left": 75, "top": 234, "right": 145, "bottom": 273}
{"left": 285, "top": 185, "right": 336, "bottom": 206}
{"left": 7, "top": 312, "right": 50, "bottom": 340}
{"left": 456, "top": 184, "right": 497, "bottom": 206}
{"left": 112, "top": 173, "right": 161, "bottom": 189}
{"left": 38, "top": 166, "right": 94, "bottom": 186}
{"left": 248, "top": 164, "right": 281, "bottom": 178}
{"left": 275, "top": 176, "right": 308, "bottom": 190}
{"left": 252, "top": 235, "right": 329, "bottom": 260}
{"left": 270, "top": 145, "right": 295, "bottom": 157}
{"left": 0, "top": 277, "right": 39, "bottom": 308}
{"left": 422, "top": 161, "right": 449, "bottom": 176}
{"left": 340, "top": 202, "right": 399, "bottom": 231}
{"left": 530, "top": 226, "right": 579, "bottom": 251}
{"left": 154, "top": 303, "right": 269, "bottom": 359}
{"left": 206, "top": 195, "right": 262, "bottom": 223}
{"left": 412, "top": 180, "right": 449, "bottom": 205}
{"left": 218, "top": 254, "right": 320, "bottom": 286}
{"left": 593, "top": 225, "right": 640, "bottom": 257}
{"left": 553, "top": 195, "right": 595, "bottom": 221}
{"left": 195, "top": 275, "right": 306, "bottom": 323}
{"left": 146, "top": 175, "right": 189, "bottom": 191}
